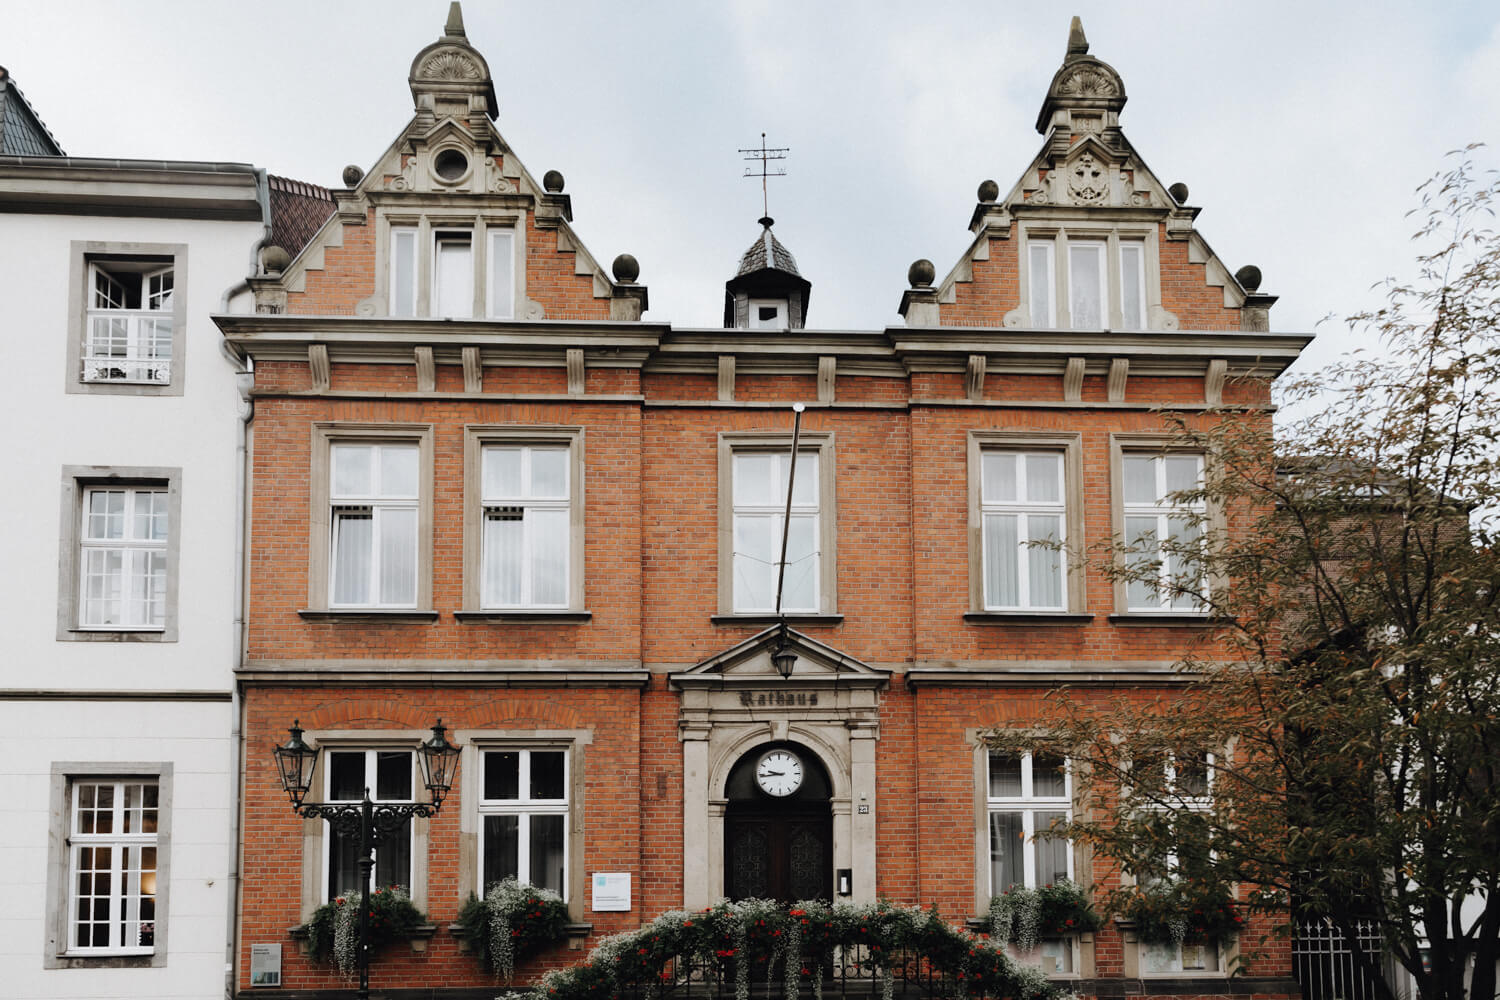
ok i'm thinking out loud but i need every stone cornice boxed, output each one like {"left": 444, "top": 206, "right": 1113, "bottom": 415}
{"left": 236, "top": 659, "right": 649, "bottom": 688}
{"left": 0, "top": 157, "right": 262, "bottom": 219}
{"left": 218, "top": 314, "right": 1311, "bottom": 380}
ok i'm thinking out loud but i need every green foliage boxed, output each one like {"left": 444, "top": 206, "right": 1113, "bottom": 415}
{"left": 532, "top": 899, "right": 1059, "bottom": 1000}
{"left": 457, "top": 880, "right": 570, "bottom": 981}
{"left": 1110, "top": 882, "right": 1244, "bottom": 946}
{"left": 988, "top": 150, "right": 1500, "bottom": 1000}
{"left": 305, "top": 885, "right": 427, "bottom": 975}
{"left": 988, "top": 880, "right": 1103, "bottom": 950}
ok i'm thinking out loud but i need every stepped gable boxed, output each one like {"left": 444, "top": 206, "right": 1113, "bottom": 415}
{"left": 265, "top": 2, "right": 629, "bottom": 321}
{"left": 913, "top": 17, "right": 1265, "bottom": 333}
{"left": 0, "top": 65, "right": 64, "bottom": 156}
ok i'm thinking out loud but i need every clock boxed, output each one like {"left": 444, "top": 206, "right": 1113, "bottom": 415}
{"left": 755, "top": 749, "right": 804, "bottom": 797}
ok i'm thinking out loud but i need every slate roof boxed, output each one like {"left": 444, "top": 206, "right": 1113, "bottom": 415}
{"left": 268, "top": 174, "right": 336, "bottom": 258}
{"left": 0, "top": 66, "right": 64, "bottom": 156}
{"left": 735, "top": 218, "right": 803, "bottom": 279}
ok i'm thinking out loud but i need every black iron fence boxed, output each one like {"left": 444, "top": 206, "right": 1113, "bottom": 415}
{"left": 1294, "top": 918, "right": 1390, "bottom": 1000}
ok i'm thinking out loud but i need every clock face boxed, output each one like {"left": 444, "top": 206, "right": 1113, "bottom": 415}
{"left": 755, "top": 750, "right": 804, "bottom": 797}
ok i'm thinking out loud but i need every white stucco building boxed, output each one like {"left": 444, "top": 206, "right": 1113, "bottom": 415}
{"left": 0, "top": 148, "right": 266, "bottom": 997}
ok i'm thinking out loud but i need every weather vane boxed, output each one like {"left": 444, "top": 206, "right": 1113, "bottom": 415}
{"left": 739, "top": 132, "right": 788, "bottom": 221}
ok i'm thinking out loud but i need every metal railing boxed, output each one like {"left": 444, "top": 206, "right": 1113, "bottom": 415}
{"left": 600, "top": 943, "right": 1016, "bottom": 1000}
{"left": 1294, "top": 918, "right": 1389, "bottom": 1000}
{"left": 83, "top": 310, "right": 173, "bottom": 384}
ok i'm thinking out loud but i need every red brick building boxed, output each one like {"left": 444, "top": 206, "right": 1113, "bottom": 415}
{"left": 220, "top": 9, "right": 1309, "bottom": 998}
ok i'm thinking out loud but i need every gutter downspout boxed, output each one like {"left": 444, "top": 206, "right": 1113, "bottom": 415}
{"left": 219, "top": 165, "right": 270, "bottom": 999}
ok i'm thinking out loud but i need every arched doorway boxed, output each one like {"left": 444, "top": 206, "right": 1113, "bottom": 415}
{"left": 723, "top": 742, "right": 832, "bottom": 902}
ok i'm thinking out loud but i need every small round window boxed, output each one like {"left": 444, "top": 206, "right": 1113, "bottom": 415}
{"left": 433, "top": 148, "right": 468, "bottom": 182}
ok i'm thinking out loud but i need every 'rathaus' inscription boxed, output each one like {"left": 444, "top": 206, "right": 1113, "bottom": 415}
{"left": 739, "top": 691, "right": 818, "bottom": 707}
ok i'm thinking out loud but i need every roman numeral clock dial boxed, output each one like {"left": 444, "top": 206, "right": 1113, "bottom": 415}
{"left": 755, "top": 749, "right": 804, "bottom": 797}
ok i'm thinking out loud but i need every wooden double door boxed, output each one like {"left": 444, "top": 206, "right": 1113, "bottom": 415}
{"left": 725, "top": 803, "right": 832, "bottom": 903}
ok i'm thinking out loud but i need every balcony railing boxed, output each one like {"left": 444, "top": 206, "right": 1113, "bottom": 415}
{"left": 83, "top": 309, "right": 173, "bottom": 384}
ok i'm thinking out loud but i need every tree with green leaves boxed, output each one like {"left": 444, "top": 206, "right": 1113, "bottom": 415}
{"left": 992, "top": 150, "right": 1500, "bottom": 1000}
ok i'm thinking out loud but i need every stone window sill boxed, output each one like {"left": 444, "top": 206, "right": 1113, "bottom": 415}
{"left": 710, "top": 613, "right": 844, "bottom": 626}
{"left": 964, "top": 612, "right": 1094, "bottom": 625}
{"left": 297, "top": 608, "right": 440, "bottom": 623}
{"left": 453, "top": 610, "right": 592, "bottom": 623}
{"left": 1108, "top": 613, "right": 1225, "bottom": 627}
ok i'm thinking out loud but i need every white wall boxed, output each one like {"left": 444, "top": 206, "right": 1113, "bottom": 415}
{"left": 0, "top": 207, "right": 261, "bottom": 998}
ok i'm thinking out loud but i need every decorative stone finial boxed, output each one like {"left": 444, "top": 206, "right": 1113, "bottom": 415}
{"left": 342, "top": 164, "right": 364, "bottom": 188}
{"left": 260, "top": 245, "right": 291, "bottom": 275}
{"left": 1168, "top": 181, "right": 1189, "bottom": 204}
{"left": 1066, "top": 16, "right": 1089, "bottom": 59}
{"left": 758, "top": 215, "right": 775, "bottom": 229}
{"left": 444, "top": 1, "right": 466, "bottom": 38}
{"left": 977, "top": 179, "right": 1000, "bottom": 203}
{"left": 612, "top": 254, "right": 640, "bottom": 284}
{"left": 1235, "top": 265, "right": 1263, "bottom": 292}
{"left": 543, "top": 170, "right": 565, "bottom": 193}
{"left": 1035, "top": 17, "right": 1126, "bottom": 134}
{"left": 908, "top": 259, "right": 935, "bottom": 288}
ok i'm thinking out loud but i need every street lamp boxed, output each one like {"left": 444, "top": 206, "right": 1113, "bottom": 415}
{"left": 273, "top": 719, "right": 460, "bottom": 999}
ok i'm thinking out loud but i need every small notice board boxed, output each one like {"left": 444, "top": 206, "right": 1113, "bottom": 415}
{"left": 592, "top": 871, "right": 631, "bottom": 911}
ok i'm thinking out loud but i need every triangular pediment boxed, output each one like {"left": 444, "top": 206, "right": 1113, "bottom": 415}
{"left": 670, "top": 625, "right": 888, "bottom": 691}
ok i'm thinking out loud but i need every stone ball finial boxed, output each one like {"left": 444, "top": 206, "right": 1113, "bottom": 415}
{"left": 908, "top": 259, "right": 936, "bottom": 288}
{"left": 543, "top": 170, "right": 565, "bottom": 193}
{"left": 1168, "top": 181, "right": 1189, "bottom": 204}
{"left": 260, "top": 245, "right": 292, "bottom": 275}
{"left": 977, "top": 179, "right": 1000, "bottom": 203}
{"left": 1235, "top": 265, "right": 1263, "bottom": 293}
{"left": 342, "top": 164, "right": 365, "bottom": 188}
{"left": 612, "top": 253, "right": 640, "bottom": 284}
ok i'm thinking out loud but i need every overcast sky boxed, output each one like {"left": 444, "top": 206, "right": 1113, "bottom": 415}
{"left": 7, "top": 1, "right": 1499, "bottom": 376}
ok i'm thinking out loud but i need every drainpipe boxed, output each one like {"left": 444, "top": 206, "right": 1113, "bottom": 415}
{"left": 218, "top": 165, "right": 270, "bottom": 999}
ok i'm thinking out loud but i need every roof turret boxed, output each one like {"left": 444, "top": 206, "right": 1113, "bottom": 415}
{"left": 723, "top": 217, "right": 812, "bottom": 329}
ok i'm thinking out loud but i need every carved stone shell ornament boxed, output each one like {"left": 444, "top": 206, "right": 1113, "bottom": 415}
{"left": 1056, "top": 67, "right": 1118, "bottom": 98}
{"left": 419, "top": 50, "right": 482, "bottom": 81}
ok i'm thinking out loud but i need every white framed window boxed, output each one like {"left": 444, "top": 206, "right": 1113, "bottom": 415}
{"left": 1143, "top": 939, "right": 1222, "bottom": 975}
{"left": 481, "top": 444, "right": 570, "bottom": 609}
{"left": 390, "top": 226, "right": 417, "bottom": 317}
{"left": 329, "top": 443, "right": 420, "bottom": 608}
{"left": 433, "top": 230, "right": 474, "bottom": 318}
{"left": 324, "top": 750, "right": 413, "bottom": 898}
{"left": 732, "top": 449, "right": 820, "bottom": 613}
{"left": 1122, "top": 453, "right": 1206, "bottom": 612}
{"left": 1028, "top": 242, "right": 1056, "bottom": 328}
{"left": 987, "top": 751, "right": 1071, "bottom": 893}
{"left": 67, "top": 779, "right": 159, "bottom": 955}
{"left": 980, "top": 451, "right": 1066, "bottom": 611}
{"left": 478, "top": 748, "right": 569, "bottom": 899}
{"left": 1010, "top": 938, "right": 1078, "bottom": 976}
{"left": 78, "top": 487, "right": 168, "bottom": 630}
{"left": 748, "top": 298, "right": 788, "bottom": 329}
{"left": 1067, "top": 242, "right": 1107, "bottom": 330}
{"left": 487, "top": 230, "right": 515, "bottom": 319}
{"left": 83, "top": 261, "right": 174, "bottom": 385}
{"left": 1024, "top": 232, "right": 1157, "bottom": 330}
{"left": 1119, "top": 242, "right": 1146, "bottom": 330}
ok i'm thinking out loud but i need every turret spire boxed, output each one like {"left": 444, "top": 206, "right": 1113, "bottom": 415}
{"left": 444, "top": 2, "right": 466, "bottom": 39}
{"left": 1066, "top": 16, "right": 1088, "bottom": 59}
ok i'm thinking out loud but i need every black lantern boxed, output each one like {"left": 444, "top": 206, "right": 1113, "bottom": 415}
{"left": 417, "top": 719, "right": 461, "bottom": 807}
{"left": 771, "top": 643, "right": 798, "bottom": 679}
{"left": 272, "top": 720, "right": 319, "bottom": 808}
